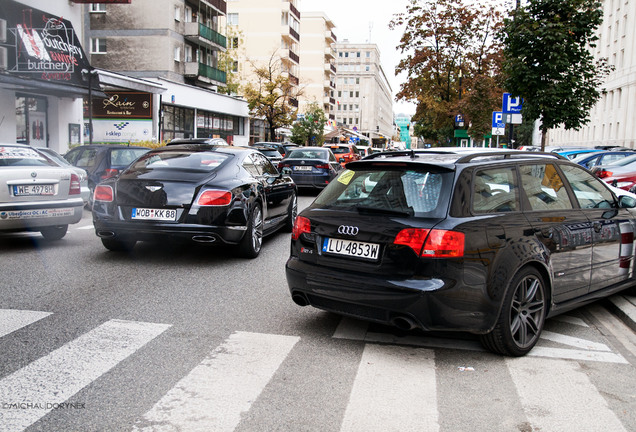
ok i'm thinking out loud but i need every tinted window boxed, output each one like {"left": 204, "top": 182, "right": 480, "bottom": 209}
{"left": 0, "top": 146, "right": 56, "bottom": 167}
{"left": 560, "top": 164, "right": 616, "bottom": 209}
{"left": 314, "top": 168, "right": 451, "bottom": 218}
{"left": 288, "top": 149, "right": 327, "bottom": 159}
{"left": 252, "top": 152, "right": 278, "bottom": 175}
{"left": 110, "top": 149, "right": 149, "bottom": 166}
{"left": 128, "top": 150, "right": 229, "bottom": 172}
{"left": 75, "top": 149, "right": 98, "bottom": 167}
{"left": 519, "top": 164, "right": 573, "bottom": 211}
{"left": 473, "top": 167, "right": 519, "bottom": 213}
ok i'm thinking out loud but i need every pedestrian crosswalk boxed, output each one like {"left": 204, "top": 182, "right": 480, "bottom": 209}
{"left": 0, "top": 308, "right": 632, "bottom": 432}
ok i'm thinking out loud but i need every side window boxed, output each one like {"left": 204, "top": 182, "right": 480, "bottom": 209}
{"left": 76, "top": 149, "right": 98, "bottom": 168}
{"left": 473, "top": 167, "right": 519, "bottom": 213}
{"left": 64, "top": 149, "right": 81, "bottom": 165}
{"left": 601, "top": 154, "right": 626, "bottom": 165}
{"left": 252, "top": 152, "right": 278, "bottom": 175}
{"left": 560, "top": 164, "right": 616, "bottom": 209}
{"left": 519, "top": 164, "right": 573, "bottom": 211}
{"left": 243, "top": 155, "right": 260, "bottom": 177}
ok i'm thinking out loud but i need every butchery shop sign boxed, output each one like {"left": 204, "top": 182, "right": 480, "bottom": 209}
{"left": 0, "top": 0, "right": 99, "bottom": 89}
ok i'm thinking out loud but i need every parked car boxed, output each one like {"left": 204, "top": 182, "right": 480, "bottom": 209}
{"left": 592, "top": 154, "right": 636, "bottom": 190}
{"left": 167, "top": 137, "right": 229, "bottom": 146}
{"left": 283, "top": 143, "right": 299, "bottom": 155}
{"left": 0, "top": 144, "right": 84, "bottom": 240}
{"left": 357, "top": 145, "right": 379, "bottom": 158}
{"left": 253, "top": 142, "right": 288, "bottom": 158}
{"left": 576, "top": 150, "right": 636, "bottom": 170}
{"left": 64, "top": 144, "right": 150, "bottom": 205}
{"left": 251, "top": 143, "right": 283, "bottom": 165}
{"left": 554, "top": 148, "right": 602, "bottom": 160}
{"left": 323, "top": 143, "right": 361, "bottom": 166}
{"left": 35, "top": 147, "right": 90, "bottom": 206}
{"left": 92, "top": 144, "right": 297, "bottom": 257}
{"left": 286, "top": 149, "right": 636, "bottom": 356}
{"left": 278, "top": 147, "right": 343, "bottom": 190}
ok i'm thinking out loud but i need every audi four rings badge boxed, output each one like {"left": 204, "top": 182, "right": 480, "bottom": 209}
{"left": 338, "top": 225, "right": 359, "bottom": 236}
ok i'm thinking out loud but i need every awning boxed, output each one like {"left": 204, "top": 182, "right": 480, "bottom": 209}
{"left": 96, "top": 69, "right": 167, "bottom": 94}
{"left": 0, "top": 73, "right": 107, "bottom": 98}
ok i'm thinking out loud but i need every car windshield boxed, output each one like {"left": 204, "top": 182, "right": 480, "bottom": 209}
{"left": 288, "top": 149, "right": 327, "bottom": 159}
{"left": 127, "top": 150, "right": 230, "bottom": 172}
{"left": 259, "top": 149, "right": 280, "bottom": 158}
{"left": 110, "top": 148, "right": 149, "bottom": 166}
{"left": 313, "top": 168, "right": 452, "bottom": 218}
{"left": 0, "top": 146, "right": 57, "bottom": 167}
{"left": 328, "top": 147, "right": 349, "bottom": 154}
{"left": 606, "top": 154, "right": 636, "bottom": 167}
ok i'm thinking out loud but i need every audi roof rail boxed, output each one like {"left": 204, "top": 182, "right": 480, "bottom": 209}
{"left": 363, "top": 149, "right": 461, "bottom": 160}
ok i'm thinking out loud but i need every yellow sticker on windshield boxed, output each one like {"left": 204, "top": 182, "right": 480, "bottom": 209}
{"left": 338, "top": 170, "right": 354, "bottom": 185}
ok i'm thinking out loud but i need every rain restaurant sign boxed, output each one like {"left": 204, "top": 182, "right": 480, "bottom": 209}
{"left": 0, "top": 0, "right": 100, "bottom": 91}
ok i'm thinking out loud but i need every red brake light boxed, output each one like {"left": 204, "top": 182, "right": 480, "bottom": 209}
{"left": 197, "top": 190, "right": 232, "bottom": 206}
{"left": 315, "top": 164, "right": 329, "bottom": 169}
{"left": 69, "top": 173, "right": 81, "bottom": 195}
{"left": 597, "top": 170, "right": 612, "bottom": 179}
{"left": 94, "top": 185, "right": 113, "bottom": 202}
{"left": 394, "top": 229, "right": 464, "bottom": 258}
{"left": 394, "top": 228, "right": 429, "bottom": 255}
{"left": 292, "top": 216, "right": 311, "bottom": 240}
{"left": 101, "top": 168, "right": 119, "bottom": 179}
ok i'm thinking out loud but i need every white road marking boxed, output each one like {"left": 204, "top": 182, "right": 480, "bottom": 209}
{"left": 507, "top": 356, "right": 628, "bottom": 432}
{"left": 340, "top": 344, "right": 439, "bottom": 432}
{"left": 540, "top": 330, "right": 611, "bottom": 351}
{"left": 0, "top": 309, "right": 52, "bottom": 339}
{"left": 332, "top": 317, "right": 626, "bottom": 363}
{"left": 552, "top": 315, "right": 589, "bottom": 327}
{"left": 133, "top": 331, "right": 300, "bottom": 432}
{"left": 76, "top": 225, "right": 94, "bottom": 230}
{"left": 0, "top": 319, "right": 171, "bottom": 431}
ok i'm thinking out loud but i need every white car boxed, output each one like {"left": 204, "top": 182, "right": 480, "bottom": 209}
{"left": 35, "top": 147, "right": 90, "bottom": 206}
{"left": 0, "top": 144, "right": 84, "bottom": 240}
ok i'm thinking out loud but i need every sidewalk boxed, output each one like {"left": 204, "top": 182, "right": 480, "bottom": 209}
{"left": 607, "top": 292, "right": 636, "bottom": 332}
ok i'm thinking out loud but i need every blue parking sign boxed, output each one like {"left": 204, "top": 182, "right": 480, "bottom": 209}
{"left": 502, "top": 93, "right": 523, "bottom": 114}
{"left": 492, "top": 111, "right": 505, "bottom": 128}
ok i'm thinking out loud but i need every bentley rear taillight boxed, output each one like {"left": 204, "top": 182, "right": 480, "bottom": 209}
{"left": 94, "top": 185, "right": 113, "bottom": 202}
{"left": 197, "top": 190, "right": 232, "bottom": 206}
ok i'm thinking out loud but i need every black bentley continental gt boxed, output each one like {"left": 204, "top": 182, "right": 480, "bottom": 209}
{"left": 92, "top": 144, "right": 297, "bottom": 258}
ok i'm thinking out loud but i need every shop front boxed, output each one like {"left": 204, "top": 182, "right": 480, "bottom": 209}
{"left": 0, "top": 0, "right": 102, "bottom": 153}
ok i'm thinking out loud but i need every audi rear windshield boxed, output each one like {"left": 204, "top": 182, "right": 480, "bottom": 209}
{"left": 313, "top": 167, "right": 453, "bottom": 218}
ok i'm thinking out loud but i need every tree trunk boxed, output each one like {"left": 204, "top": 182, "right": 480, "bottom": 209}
{"left": 540, "top": 127, "right": 547, "bottom": 152}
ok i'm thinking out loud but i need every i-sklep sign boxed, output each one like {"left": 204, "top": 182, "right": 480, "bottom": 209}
{"left": 89, "top": 119, "right": 152, "bottom": 143}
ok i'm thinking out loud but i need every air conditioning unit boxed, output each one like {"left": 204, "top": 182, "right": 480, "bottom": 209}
{"left": 0, "top": 47, "right": 7, "bottom": 71}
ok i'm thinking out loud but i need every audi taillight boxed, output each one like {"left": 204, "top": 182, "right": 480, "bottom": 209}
{"left": 101, "top": 168, "right": 119, "bottom": 179}
{"left": 94, "top": 185, "right": 113, "bottom": 202}
{"left": 197, "top": 190, "right": 232, "bottom": 206}
{"left": 292, "top": 216, "right": 311, "bottom": 240}
{"left": 394, "top": 228, "right": 464, "bottom": 258}
{"left": 69, "top": 174, "right": 81, "bottom": 195}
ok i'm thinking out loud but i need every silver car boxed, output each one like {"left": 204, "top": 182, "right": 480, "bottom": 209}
{"left": 0, "top": 144, "right": 84, "bottom": 240}
{"left": 35, "top": 147, "right": 90, "bottom": 206}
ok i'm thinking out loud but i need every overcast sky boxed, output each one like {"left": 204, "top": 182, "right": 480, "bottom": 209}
{"left": 298, "top": 0, "right": 416, "bottom": 116}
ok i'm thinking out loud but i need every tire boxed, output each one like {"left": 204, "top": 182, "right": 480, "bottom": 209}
{"left": 40, "top": 225, "right": 68, "bottom": 241}
{"left": 237, "top": 204, "right": 263, "bottom": 258}
{"left": 480, "top": 267, "right": 547, "bottom": 356}
{"left": 283, "top": 192, "right": 298, "bottom": 233}
{"left": 101, "top": 238, "right": 136, "bottom": 252}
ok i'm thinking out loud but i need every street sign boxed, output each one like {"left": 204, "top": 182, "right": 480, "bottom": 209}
{"left": 492, "top": 111, "right": 505, "bottom": 129}
{"left": 502, "top": 93, "right": 523, "bottom": 114}
{"left": 492, "top": 127, "right": 505, "bottom": 136}
{"left": 455, "top": 114, "right": 464, "bottom": 127}
{"left": 504, "top": 113, "right": 523, "bottom": 125}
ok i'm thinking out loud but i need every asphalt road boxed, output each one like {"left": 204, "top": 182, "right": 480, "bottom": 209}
{"left": 1, "top": 194, "right": 635, "bottom": 432}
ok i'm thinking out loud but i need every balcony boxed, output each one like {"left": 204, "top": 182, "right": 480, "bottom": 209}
{"left": 289, "top": 97, "right": 299, "bottom": 108}
{"left": 285, "top": 49, "right": 299, "bottom": 64}
{"left": 185, "top": 22, "right": 227, "bottom": 51}
{"left": 281, "top": 25, "right": 300, "bottom": 43}
{"left": 203, "top": 0, "right": 227, "bottom": 14}
{"left": 282, "top": 1, "right": 301, "bottom": 20}
{"left": 324, "top": 47, "right": 335, "bottom": 59}
{"left": 325, "top": 30, "right": 337, "bottom": 43}
{"left": 185, "top": 62, "right": 227, "bottom": 85}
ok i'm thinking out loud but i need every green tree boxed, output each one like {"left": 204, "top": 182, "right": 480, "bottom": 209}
{"left": 242, "top": 52, "right": 303, "bottom": 141}
{"left": 391, "top": 0, "right": 504, "bottom": 145}
{"left": 502, "top": 0, "right": 611, "bottom": 150}
{"left": 290, "top": 102, "right": 327, "bottom": 146}
{"left": 217, "top": 27, "right": 243, "bottom": 96}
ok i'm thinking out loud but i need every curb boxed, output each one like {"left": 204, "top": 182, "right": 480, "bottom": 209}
{"left": 607, "top": 293, "right": 636, "bottom": 333}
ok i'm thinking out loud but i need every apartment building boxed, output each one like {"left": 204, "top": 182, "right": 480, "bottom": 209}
{"left": 227, "top": 0, "right": 301, "bottom": 103}
{"left": 298, "top": 12, "right": 337, "bottom": 122}
{"left": 83, "top": 0, "right": 250, "bottom": 145}
{"left": 548, "top": 0, "right": 636, "bottom": 148}
{"left": 334, "top": 42, "right": 393, "bottom": 146}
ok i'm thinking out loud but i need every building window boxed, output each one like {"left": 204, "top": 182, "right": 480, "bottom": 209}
{"left": 89, "top": 4, "right": 106, "bottom": 13}
{"left": 365, "top": 65, "right": 370, "bottom": 71}
{"left": 90, "top": 38, "right": 106, "bottom": 54}
{"left": 232, "top": 61, "right": 239, "bottom": 73}
{"left": 174, "top": 6, "right": 181, "bottom": 21}
{"left": 227, "top": 13, "right": 239, "bottom": 26}
{"left": 185, "top": 6, "right": 193, "bottom": 23}
{"left": 185, "top": 45, "right": 193, "bottom": 62}
{"left": 174, "top": 46, "right": 181, "bottom": 62}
